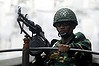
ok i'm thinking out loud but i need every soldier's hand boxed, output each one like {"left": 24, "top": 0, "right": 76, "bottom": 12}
{"left": 23, "top": 35, "right": 30, "bottom": 44}
{"left": 58, "top": 44, "right": 70, "bottom": 52}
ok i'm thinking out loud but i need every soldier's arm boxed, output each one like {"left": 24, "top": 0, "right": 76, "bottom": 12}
{"left": 68, "top": 32, "right": 92, "bottom": 64}
{"left": 69, "top": 32, "right": 91, "bottom": 50}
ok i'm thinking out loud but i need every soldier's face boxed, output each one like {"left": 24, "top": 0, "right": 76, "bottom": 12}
{"left": 55, "top": 22, "right": 74, "bottom": 35}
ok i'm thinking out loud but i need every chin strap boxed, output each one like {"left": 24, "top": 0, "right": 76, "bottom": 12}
{"left": 58, "top": 32, "right": 72, "bottom": 39}
{"left": 58, "top": 32, "right": 67, "bottom": 37}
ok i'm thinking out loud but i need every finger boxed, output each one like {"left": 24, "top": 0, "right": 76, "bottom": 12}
{"left": 58, "top": 44, "right": 64, "bottom": 52}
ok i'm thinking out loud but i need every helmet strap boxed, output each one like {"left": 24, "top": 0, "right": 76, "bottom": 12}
{"left": 58, "top": 32, "right": 70, "bottom": 38}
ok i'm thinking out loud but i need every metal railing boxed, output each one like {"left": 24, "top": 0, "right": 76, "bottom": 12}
{"left": 0, "top": 47, "right": 99, "bottom": 66}
{"left": 0, "top": 47, "right": 99, "bottom": 55}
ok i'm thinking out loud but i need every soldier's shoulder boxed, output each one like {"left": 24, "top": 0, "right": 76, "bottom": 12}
{"left": 74, "top": 32, "right": 86, "bottom": 41}
{"left": 51, "top": 39, "right": 59, "bottom": 46}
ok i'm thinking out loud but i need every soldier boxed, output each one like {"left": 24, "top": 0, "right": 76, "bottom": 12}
{"left": 47, "top": 8, "right": 92, "bottom": 66}
{"left": 29, "top": 8, "right": 92, "bottom": 66}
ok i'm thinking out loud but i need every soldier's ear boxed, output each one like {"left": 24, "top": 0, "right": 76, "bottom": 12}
{"left": 72, "top": 24, "right": 76, "bottom": 29}
{"left": 73, "top": 26, "right": 76, "bottom": 29}
{"left": 56, "top": 27, "right": 59, "bottom": 32}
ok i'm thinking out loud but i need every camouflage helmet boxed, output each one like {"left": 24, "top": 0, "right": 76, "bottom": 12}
{"left": 53, "top": 8, "right": 78, "bottom": 27}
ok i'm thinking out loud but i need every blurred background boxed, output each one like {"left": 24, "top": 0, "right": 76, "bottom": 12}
{"left": 0, "top": 0, "right": 99, "bottom": 65}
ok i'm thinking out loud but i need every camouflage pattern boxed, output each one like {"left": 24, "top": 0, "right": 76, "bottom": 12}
{"left": 53, "top": 8, "right": 78, "bottom": 27}
{"left": 49, "top": 32, "right": 92, "bottom": 66}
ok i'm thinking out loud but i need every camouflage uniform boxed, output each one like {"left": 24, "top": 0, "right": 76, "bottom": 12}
{"left": 49, "top": 32, "right": 92, "bottom": 66}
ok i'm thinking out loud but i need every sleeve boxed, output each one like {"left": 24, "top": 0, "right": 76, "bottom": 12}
{"left": 70, "top": 38, "right": 91, "bottom": 50}
{"left": 70, "top": 32, "right": 91, "bottom": 50}
{"left": 68, "top": 32, "right": 92, "bottom": 65}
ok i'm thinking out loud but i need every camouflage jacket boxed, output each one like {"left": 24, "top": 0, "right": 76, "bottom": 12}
{"left": 48, "top": 32, "right": 92, "bottom": 66}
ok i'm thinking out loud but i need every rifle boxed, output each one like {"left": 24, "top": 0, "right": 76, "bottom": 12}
{"left": 17, "top": 6, "right": 48, "bottom": 41}
{"left": 17, "top": 6, "right": 50, "bottom": 56}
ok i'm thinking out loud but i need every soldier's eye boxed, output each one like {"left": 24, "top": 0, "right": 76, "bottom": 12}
{"left": 55, "top": 23, "right": 70, "bottom": 27}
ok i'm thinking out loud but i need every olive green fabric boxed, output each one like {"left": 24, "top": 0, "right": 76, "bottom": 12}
{"left": 49, "top": 32, "right": 92, "bottom": 66}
